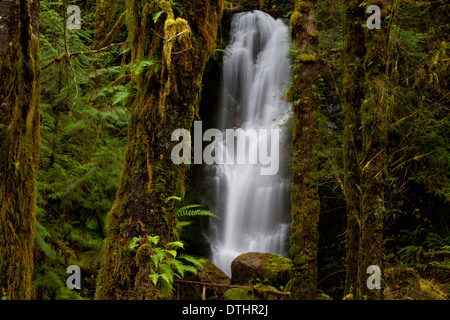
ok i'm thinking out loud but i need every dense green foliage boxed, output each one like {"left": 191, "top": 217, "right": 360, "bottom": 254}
{"left": 34, "top": 0, "right": 128, "bottom": 299}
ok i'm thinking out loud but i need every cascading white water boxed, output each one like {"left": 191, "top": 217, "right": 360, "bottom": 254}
{"left": 204, "top": 10, "right": 292, "bottom": 276}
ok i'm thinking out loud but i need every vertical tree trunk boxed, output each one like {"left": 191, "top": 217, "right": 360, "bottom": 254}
{"left": 0, "top": 0, "right": 40, "bottom": 299}
{"left": 95, "top": 0, "right": 224, "bottom": 300}
{"left": 287, "top": 0, "right": 320, "bottom": 300}
{"left": 357, "top": 0, "right": 392, "bottom": 300}
{"left": 342, "top": 0, "right": 393, "bottom": 299}
{"left": 342, "top": 0, "right": 366, "bottom": 298}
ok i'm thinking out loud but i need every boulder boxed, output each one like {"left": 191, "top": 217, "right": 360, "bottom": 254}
{"left": 196, "top": 258, "right": 230, "bottom": 285}
{"left": 177, "top": 258, "right": 230, "bottom": 300}
{"left": 230, "top": 252, "right": 292, "bottom": 289}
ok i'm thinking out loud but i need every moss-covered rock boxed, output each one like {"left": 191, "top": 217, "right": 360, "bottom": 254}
{"left": 197, "top": 258, "right": 231, "bottom": 285}
{"left": 384, "top": 267, "right": 448, "bottom": 300}
{"left": 178, "top": 258, "right": 230, "bottom": 299}
{"left": 230, "top": 252, "right": 291, "bottom": 289}
{"left": 224, "top": 284, "right": 289, "bottom": 300}
{"left": 224, "top": 287, "right": 260, "bottom": 300}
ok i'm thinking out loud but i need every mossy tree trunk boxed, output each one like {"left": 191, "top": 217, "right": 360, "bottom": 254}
{"left": 356, "top": 0, "right": 393, "bottom": 300}
{"left": 342, "top": 0, "right": 366, "bottom": 299}
{"left": 0, "top": 0, "right": 40, "bottom": 299}
{"left": 287, "top": 0, "right": 320, "bottom": 300}
{"left": 95, "top": 0, "right": 224, "bottom": 300}
{"left": 342, "top": 0, "right": 393, "bottom": 299}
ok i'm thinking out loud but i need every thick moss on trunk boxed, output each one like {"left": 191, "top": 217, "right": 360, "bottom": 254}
{"left": 342, "top": 0, "right": 366, "bottom": 298}
{"left": 342, "top": 0, "right": 393, "bottom": 299}
{"left": 287, "top": 0, "right": 320, "bottom": 300}
{"left": 95, "top": 0, "right": 224, "bottom": 300}
{"left": 357, "top": 0, "right": 393, "bottom": 300}
{"left": 0, "top": 0, "right": 40, "bottom": 300}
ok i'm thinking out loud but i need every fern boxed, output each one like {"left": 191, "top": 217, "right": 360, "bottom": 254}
{"left": 424, "top": 233, "right": 450, "bottom": 248}
{"left": 134, "top": 57, "right": 159, "bottom": 75}
{"left": 178, "top": 254, "right": 202, "bottom": 267}
{"left": 165, "top": 196, "right": 220, "bottom": 220}
{"left": 153, "top": 2, "right": 183, "bottom": 24}
{"left": 172, "top": 2, "right": 183, "bottom": 16}
{"left": 152, "top": 11, "right": 165, "bottom": 24}
{"left": 133, "top": 234, "right": 201, "bottom": 298}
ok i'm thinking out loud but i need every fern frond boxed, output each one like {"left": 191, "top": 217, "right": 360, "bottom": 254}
{"left": 165, "top": 196, "right": 182, "bottom": 203}
{"left": 148, "top": 235, "right": 160, "bottom": 245}
{"left": 168, "top": 258, "right": 185, "bottom": 278}
{"left": 176, "top": 208, "right": 219, "bottom": 219}
{"left": 149, "top": 273, "right": 160, "bottom": 286}
{"left": 128, "top": 237, "right": 140, "bottom": 251}
{"left": 134, "top": 57, "right": 159, "bottom": 75}
{"left": 167, "top": 241, "right": 184, "bottom": 250}
{"left": 182, "top": 265, "right": 198, "bottom": 276}
{"left": 178, "top": 221, "right": 192, "bottom": 228}
{"left": 178, "top": 254, "right": 202, "bottom": 267}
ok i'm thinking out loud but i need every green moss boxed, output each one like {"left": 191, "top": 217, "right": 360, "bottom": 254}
{"left": 290, "top": 12, "right": 303, "bottom": 29}
{"left": 297, "top": 1, "right": 310, "bottom": 13}
{"left": 0, "top": 0, "right": 40, "bottom": 300}
{"left": 224, "top": 288, "right": 260, "bottom": 300}
{"left": 266, "top": 254, "right": 291, "bottom": 274}
{"left": 297, "top": 53, "right": 317, "bottom": 64}
{"left": 135, "top": 243, "right": 152, "bottom": 264}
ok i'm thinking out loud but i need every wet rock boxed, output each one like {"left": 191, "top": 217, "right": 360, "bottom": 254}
{"left": 230, "top": 252, "right": 291, "bottom": 289}
{"left": 177, "top": 258, "right": 230, "bottom": 300}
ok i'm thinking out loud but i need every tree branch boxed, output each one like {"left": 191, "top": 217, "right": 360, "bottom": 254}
{"left": 42, "top": 42, "right": 126, "bottom": 71}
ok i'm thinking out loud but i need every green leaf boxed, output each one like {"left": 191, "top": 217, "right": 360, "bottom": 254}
{"left": 172, "top": 2, "right": 183, "bottom": 16}
{"left": 112, "top": 89, "right": 130, "bottom": 106}
{"left": 166, "top": 249, "right": 177, "bottom": 258}
{"left": 178, "top": 221, "right": 191, "bottom": 228}
{"left": 128, "top": 237, "right": 140, "bottom": 251}
{"left": 176, "top": 208, "right": 220, "bottom": 219}
{"left": 152, "top": 11, "right": 164, "bottom": 24}
{"left": 148, "top": 235, "right": 160, "bottom": 245}
{"left": 167, "top": 241, "right": 184, "bottom": 249}
{"left": 165, "top": 196, "right": 182, "bottom": 203}
{"left": 178, "top": 254, "right": 202, "bottom": 267}
{"left": 182, "top": 265, "right": 198, "bottom": 276}
{"left": 168, "top": 258, "right": 185, "bottom": 277}
{"left": 149, "top": 273, "right": 160, "bottom": 286}
{"left": 134, "top": 58, "right": 158, "bottom": 75}
{"left": 151, "top": 254, "right": 160, "bottom": 269}
{"left": 160, "top": 264, "right": 175, "bottom": 284}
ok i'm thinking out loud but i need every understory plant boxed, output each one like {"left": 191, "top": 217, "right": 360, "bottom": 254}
{"left": 129, "top": 235, "right": 201, "bottom": 297}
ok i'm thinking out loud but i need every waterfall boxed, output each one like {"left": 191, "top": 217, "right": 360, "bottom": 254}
{"left": 203, "top": 10, "right": 292, "bottom": 276}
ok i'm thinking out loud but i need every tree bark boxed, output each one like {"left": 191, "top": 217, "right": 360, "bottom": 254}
{"left": 0, "top": 0, "right": 40, "bottom": 300}
{"left": 342, "top": 0, "right": 393, "bottom": 299}
{"left": 342, "top": 0, "right": 366, "bottom": 298}
{"left": 287, "top": 0, "right": 320, "bottom": 300}
{"left": 357, "top": 0, "right": 393, "bottom": 300}
{"left": 95, "top": 0, "right": 224, "bottom": 300}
